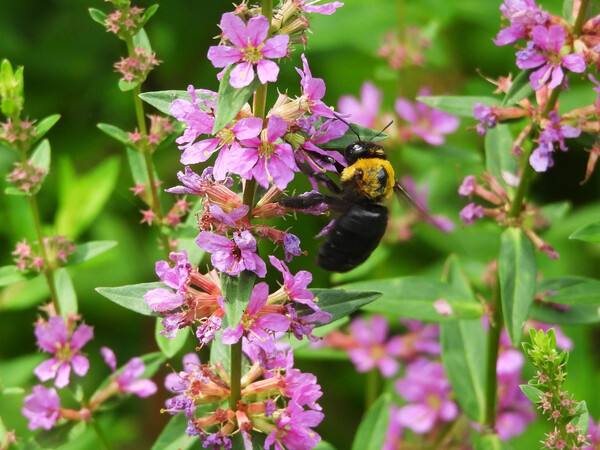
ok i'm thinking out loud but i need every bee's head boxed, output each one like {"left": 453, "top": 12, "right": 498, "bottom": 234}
{"left": 345, "top": 141, "right": 386, "bottom": 165}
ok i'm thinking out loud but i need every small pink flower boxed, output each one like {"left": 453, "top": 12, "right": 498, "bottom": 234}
{"left": 34, "top": 316, "right": 93, "bottom": 388}
{"left": 337, "top": 81, "right": 383, "bottom": 128}
{"left": 101, "top": 347, "right": 157, "bottom": 398}
{"left": 22, "top": 385, "right": 61, "bottom": 431}
{"left": 395, "top": 88, "right": 460, "bottom": 146}
{"left": 207, "top": 13, "right": 289, "bottom": 88}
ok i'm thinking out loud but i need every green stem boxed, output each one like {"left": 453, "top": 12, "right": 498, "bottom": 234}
{"left": 483, "top": 274, "right": 503, "bottom": 432}
{"left": 91, "top": 419, "right": 114, "bottom": 450}
{"left": 261, "top": 0, "right": 273, "bottom": 25}
{"left": 125, "top": 36, "right": 170, "bottom": 256}
{"left": 365, "top": 369, "right": 380, "bottom": 409}
{"left": 508, "top": 87, "right": 561, "bottom": 219}
{"left": 572, "top": 0, "right": 590, "bottom": 36}
{"left": 229, "top": 340, "right": 243, "bottom": 410}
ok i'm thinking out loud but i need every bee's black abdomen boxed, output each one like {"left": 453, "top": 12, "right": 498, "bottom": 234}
{"left": 316, "top": 203, "right": 388, "bottom": 272}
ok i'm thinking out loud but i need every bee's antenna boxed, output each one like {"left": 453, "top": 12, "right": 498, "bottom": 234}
{"left": 333, "top": 113, "right": 362, "bottom": 142}
{"left": 371, "top": 120, "right": 394, "bottom": 141}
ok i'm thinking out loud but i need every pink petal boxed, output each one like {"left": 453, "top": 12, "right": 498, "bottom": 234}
{"left": 395, "top": 98, "right": 417, "bottom": 123}
{"left": 267, "top": 115, "right": 288, "bottom": 141}
{"left": 230, "top": 62, "right": 255, "bottom": 88}
{"left": 70, "top": 324, "right": 93, "bottom": 350}
{"left": 261, "top": 34, "right": 289, "bottom": 59}
{"left": 181, "top": 139, "right": 219, "bottom": 165}
{"left": 546, "top": 24, "right": 565, "bottom": 53}
{"left": 123, "top": 379, "right": 157, "bottom": 397}
{"left": 246, "top": 15, "right": 269, "bottom": 47}
{"left": 101, "top": 347, "right": 117, "bottom": 371}
{"left": 54, "top": 363, "right": 71, "bottom": 388}
{"left": 531, "top": 25, "right": 550, "bottom": 52}
{"left": 254, "top": 313, "right": 291, "bottom": 332}
{"left": 232, "top": 117, "right": 263, "bottom": 140}
{"left": 562, "top": 53, "right": 586, "bottom": 73}
{"left": 207, "top": 45, "right": 243, "bottom": 68}
{"left": 71, "top": 355, "right": 90, "bottom": 377}
{"left": 248, "top": 282, "right": 269, "bottom": 315}
{"left": 34, "top": 358, "right": 59, "bottom": 382}
{"left": 256, "top": 59, "right": 280, "bottom": 84}
{"left": 529, "top": 64, "right": 553, "bottom": 90}
{"left": 396, "top": 403, "right": 437, "bottom": 434}
{"left": 439, "top": 400, "right": 458, "bottom": 421}
{"left": 220, "top": 13, "right": 248, "bottom": 48}
{"left": 547, "top": 64, "right": 564, "bottom": 90}
{"left": 222, "top": 324, "right": 244, "bottom": 344}
{"left": 378, "top": 357, "right": 400, "bottom": 378}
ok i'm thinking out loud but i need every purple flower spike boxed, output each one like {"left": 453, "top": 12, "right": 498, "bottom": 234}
{"left": 516, "top": 25, "right": 585, "bottom": 91}
{"left": 493, "top": 0, "right": 550, "bottom": 46}
{"left": 33, "top": 316, "right": 93, "bottom": 388}
{"left": 207, "top": 13, "right": 289, "bottom": 88}
{"left": 22, "top": 385, "right": 61, "bottom": 431}
{"left": 196, "top": 230, "right": 267, "bottom": 277}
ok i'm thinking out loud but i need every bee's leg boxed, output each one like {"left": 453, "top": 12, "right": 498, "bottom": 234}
{"left": 279, "top": 191, "right": 348, "bottom": 212}
{"left": 297, "top": 163, "right": 342, "bottom": 195}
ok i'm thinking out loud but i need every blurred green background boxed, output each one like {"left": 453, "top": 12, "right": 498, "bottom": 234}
{"left": 2, "top": 0, "right": 600, "bottom": 448}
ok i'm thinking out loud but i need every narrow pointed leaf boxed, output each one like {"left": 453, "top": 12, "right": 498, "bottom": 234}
{"left": 133, "top": 28, "right": 152, "bottom": 52}
{"left": 140, "top": 89, "right": 214, "bottom": 115}
{"left": 485, "top": 124, "right": 517, "bottom": 191}
{"left": 0, "top": 265, "right": 28, "bottom": 287}
{"left": 126, "top": 146, "right": 150, "bottom": 185}
{"left": 498, "top": 228, "right": 536, "bottom": 347}
{"left": 220, "top": 271, "right": 256, "bottom": 328}
{"left": 155, "top": 317, "right": 189, "bottom": 358}
{"left": 569, "top": 221, "right": 600, "bottom": 243}
{"left": 95, "top": 282, "right": 163, "bottom": 316}
{"left": 301, "top": 289, "right": 381, "bottom": 323}
{"left": 141, "top": 4, "right": 159, "bottom": 25}
{"left": 212, "top": 65, "right": 260, "bottom": 134}
{"left": 501, "top": 69, "right": 533, "bottom": 106}
{"left": 344, "top": 277, "right": 484, "bottom": 321}
{"left": 440, "top": 256, "right": 486, "bottom": 422}
{"left": 320, "top": 123, "right": 388, "bottom": 150}
{"left": 30, "top": 139, "right": 51, "bottom": 171}
{"left": 68, "top": 241, "right": 118, "bottom": 265}
{"left": 88, "top": 8, "right": 108, "bottom": 26}
{"left": 569, "top": 401, "right": 588, "bottom": 436}
{"left": 55, "top": 268, "right": 77, "bottom": 316}
{"left": 33, "top": 114, "right": 61, "bottom": 145}
{"left": 351, "top": 393, "right": 391, "bottom": 450}
{"left": 416, "top": 96, "right": 497, "bottom": 117}
{"left": 519, "top": 384, "right": 544, "bottom": 404}
{"left": 97, "top": 123, "right": 130, "bottom": 145}
{"left": 118, "top": 79, "right": 140, "bottom": 92}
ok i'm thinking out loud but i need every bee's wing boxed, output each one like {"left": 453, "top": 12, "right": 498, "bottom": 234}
{"left": 393, "top": 180, "right": 431, "bottom": 219}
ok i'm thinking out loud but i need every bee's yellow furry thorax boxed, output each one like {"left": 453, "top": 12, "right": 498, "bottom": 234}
{"left": 340, "top": 158, "right": 395, "bottom": 202}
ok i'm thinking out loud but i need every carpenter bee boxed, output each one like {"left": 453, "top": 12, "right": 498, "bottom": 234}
{"left": 279, "top": 120, "right": 416, "bottom": 272}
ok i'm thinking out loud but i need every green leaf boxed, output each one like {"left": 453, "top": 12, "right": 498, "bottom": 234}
{"left": 472, "top": 433, "right": 511, "bottom": 450}
{"left": 562, "top": 0, "right": 575, "bottom": 22}
{"left": 543, "top": 279, "right": 600, "bottom": 305}
{"left": 118, "top": 79, "right": 140, "bottom": 92}
{"left": 212, "top": 65, "right": 260, "bottom": 134}
{"left": 344, "top": 277, "right": 484, "bottom": 321}
{"left": 0, "top": 353, "right": 45, "bottom": 386}
{"left": 301, "top": 289, "right": 381, "bottom": 323}
{"left": 569, "top": 221, "right": 600, "bottom": 243}
{"left": 68, "top": 240, "right": 118, "bottom": 265}
{"left": 209, "top": 331, "right": 230, "bottom": 373}
{"left": 33, "top": 114, "right": 61, "bottom": 145}
{"left": 569, "top": 401, "right": 588, "bottom": 436}
{"left": 4, "top": 186, "right": 29, "bottom": 196}
{"left": 315, "top": 442, "right": 337, "bottom": 450}
{"left": 530, "top": 303, "right": 600, "bottom": 325}
{"left": 56, "top": 156, "right": 120, "bottom": 238}
{"left": 440, "top": 256, "right": 486, "bottom": 422}
{"left": 126, "top": 146, "right": 150, "bottom": 185}
{"left": 133, "top": 28, "right": 152, "bottom": 52}
{"left": 501, "top": 69, "right": 533, "bottom": 106}
{"left": 88, "top": 7, "right": 108, "bottom": 26}
{"left": 140, "top": 89, "right": 215, "bottom": 115}
{"left": 485, "top": 124, "right": 517, "bottom": 190}
{"left": 97, "top": 123, "right": 130, "bottom": 145}
{"left": 319, "top": 123, "right": 388, "bottom": 151}
{"left": 220, "top": 271, "right": 256, "bottom": 328}
{"left": 416, "top": 95, "right": 497, "bottom": 117}
{"left": 55, "top": 268, "right": 77, "bottom": 316}
{"left": 155, "top": 317, "right": 189, "bottom": 358}
{"left": 30, "top": 139, "right": 51, "bottom": 171}
{"left": 95, "top": 282, "right": 163, "bottom": 316}
{"left": 141, "top": 4, "right": 159, "bottom": 26}
{"left": 498, "top": 228, "right": 536, "bottom": 347}
{"left": 519, "top": 384, "right": 544, "bottom": 404}
{"left": 351, "top": 393, "right": 391, "bottom": 450}
{"left": 151, "top": 414, "right": 199, "bottom": 450}
{"left": 0, "top": 265, "right": 27, "bottom": 287}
